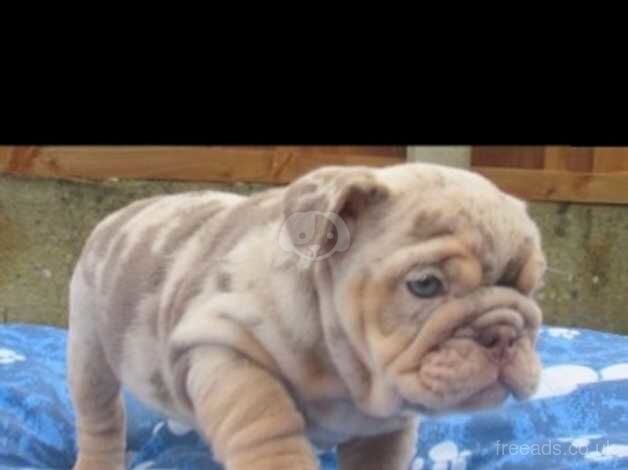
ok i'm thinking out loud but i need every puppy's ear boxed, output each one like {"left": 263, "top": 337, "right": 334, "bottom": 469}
{"left": 281, "top": 166, "right": 389, "bottom": 257}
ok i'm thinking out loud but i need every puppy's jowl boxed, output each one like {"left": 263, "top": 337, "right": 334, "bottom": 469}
{"left": 68, "top": 163, "right": 546, "bottom": 470}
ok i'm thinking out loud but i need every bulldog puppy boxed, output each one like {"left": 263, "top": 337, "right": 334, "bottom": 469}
{"left": 68, "top": 163, "right": 546, "bottom": 470}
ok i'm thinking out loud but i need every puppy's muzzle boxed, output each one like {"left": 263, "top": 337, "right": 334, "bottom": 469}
{"left": 390, "top": 287, "right": 542, "bottom": 376}
{"left": 390, "top": 288, "right": 542, "bottom": 412}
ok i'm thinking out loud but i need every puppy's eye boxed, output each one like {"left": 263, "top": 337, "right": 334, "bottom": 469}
{"left": 406, "top": 275, "right": 444, "bottom": 298}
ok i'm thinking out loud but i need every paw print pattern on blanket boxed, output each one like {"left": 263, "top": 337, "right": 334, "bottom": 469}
{"left": 0, "top": 347, "right": 26, "bottom": 364}
{"left": 411, "top": 441, "right": 472, "bottom": 470}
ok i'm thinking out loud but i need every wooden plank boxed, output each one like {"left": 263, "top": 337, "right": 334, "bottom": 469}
{"left": 471, "top": 146, "right": 545, "bottom": 169}
{"left": 593, "top": 148, "right": 628, "bottom": 172}
{"left": 0, "top": 146, "right": 405, "bottom": 184}
{"left": 544, "top": 147, "right": 594, "bottom": 172}
{"left": 474, "top": 167, "right": 628, "bottom": 204}
{"left": 472, "top": 146, "right": 602, "bottom": 172}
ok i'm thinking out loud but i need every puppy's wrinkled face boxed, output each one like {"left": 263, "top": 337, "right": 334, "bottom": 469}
{"left": 320, "top": 165, "right": 546, "bottom": 416}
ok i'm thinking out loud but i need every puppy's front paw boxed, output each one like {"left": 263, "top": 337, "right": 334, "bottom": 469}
{"left": 338, "top": 422, "right": 418, "bottom": 470}
{"left": 225, "top": 434, "right": 319, "bottom": 470}
{"left": 73, "top": 452, "right": 124, "bottom": 470}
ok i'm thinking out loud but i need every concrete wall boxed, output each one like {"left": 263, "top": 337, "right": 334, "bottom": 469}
{"left": 407, "top": 146, "right": 470, "bottom": 168}
{"left": 1, "top": 165, "right": 627, "bottom": 333}
{"left": 0, "top": 176, "right": 261, "bottom": 325}
{"left": 529, "top": 202, "right": 628, "bottom": 333}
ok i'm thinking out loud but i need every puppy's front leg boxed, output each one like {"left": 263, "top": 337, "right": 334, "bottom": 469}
{"left": 186, "top": 349, "right": 318, "bottom": 470}
{"left": 337, "top": 419, "right": 418, "bottom": 470}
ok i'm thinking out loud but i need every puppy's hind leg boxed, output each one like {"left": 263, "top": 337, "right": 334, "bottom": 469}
{"left": 68, "top": 298, "right": 126, "bottom": 470}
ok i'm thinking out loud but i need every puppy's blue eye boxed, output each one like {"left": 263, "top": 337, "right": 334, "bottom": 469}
{"left": 406, "top": 275, "right": 444, "bottom": 298}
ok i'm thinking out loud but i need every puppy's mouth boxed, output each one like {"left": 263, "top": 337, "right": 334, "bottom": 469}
{"left": 457, "top": 381, "right": 510, "bottom": 409}
{"left": 398, "top": 336, "right": 541, "bottom": 415}
{"left": 390, "top": 289, "right": 543, "bottom": 415}
{"left": 405, "top": 382, "right": 510, "bottom": 417}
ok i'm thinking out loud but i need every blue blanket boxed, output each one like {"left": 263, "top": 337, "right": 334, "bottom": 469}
{"left": 1, "top": 324, "right": 628, "bottom": 469}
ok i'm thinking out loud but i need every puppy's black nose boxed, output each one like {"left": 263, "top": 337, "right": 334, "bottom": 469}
{"left": 478, "top": 324, "right": 520, "bottom": 362}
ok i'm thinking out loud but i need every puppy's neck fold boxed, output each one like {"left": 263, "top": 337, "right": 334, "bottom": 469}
{"left": 313, "top": 261, "right": 402, "bottom": 418}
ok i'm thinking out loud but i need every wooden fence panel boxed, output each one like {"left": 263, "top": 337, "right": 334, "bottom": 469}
{"left": 471, "top": 146, "right": 628, "bottom": 204}
{"left": 0, "top": 146, "right": 406, "bottom": 184}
